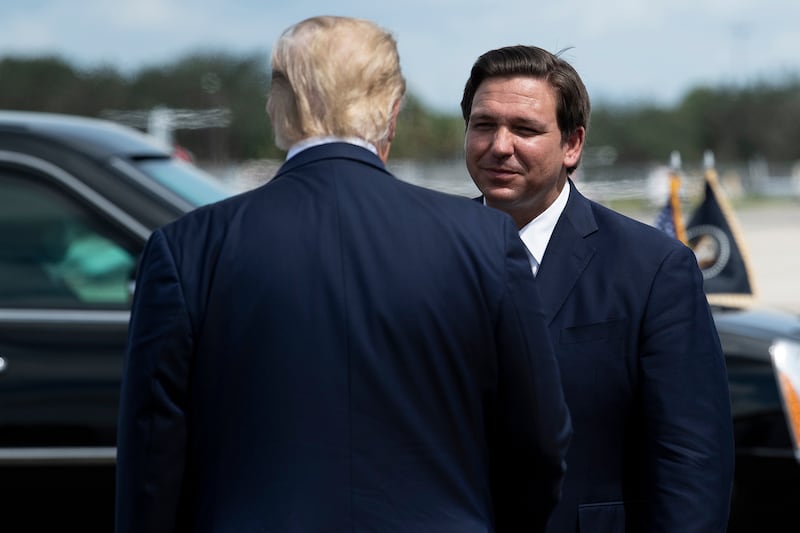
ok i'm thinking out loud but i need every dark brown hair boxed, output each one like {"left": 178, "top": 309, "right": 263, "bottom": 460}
{"left": 460, "top": 45, "right": 590, "bottom": 172}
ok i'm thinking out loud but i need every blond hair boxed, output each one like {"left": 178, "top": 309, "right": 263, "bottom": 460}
{"left": 268, "top": 16, "right": 406, "bottom": 150}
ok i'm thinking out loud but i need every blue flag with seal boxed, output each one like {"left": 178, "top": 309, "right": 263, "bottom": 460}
{"left": 685, "top": 151, "right": 758, "bottom": 308}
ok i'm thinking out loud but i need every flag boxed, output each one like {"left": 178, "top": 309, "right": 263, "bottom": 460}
{"left": 685, "top": 151, "right": 758, "bottom": 308}
{"left": 654, "top": 165, "right": 687, "bottom": 244}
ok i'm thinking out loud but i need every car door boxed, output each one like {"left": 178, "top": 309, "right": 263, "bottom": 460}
{"left": 0, "top": 153, "right": 147, "bottom": 466}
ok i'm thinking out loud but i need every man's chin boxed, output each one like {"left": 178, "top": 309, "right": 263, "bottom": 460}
{"left": 482, "top": 190, "right": 519, "bottom": 208}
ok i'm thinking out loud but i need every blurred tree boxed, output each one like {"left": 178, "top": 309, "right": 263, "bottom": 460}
{"left": 77, "top": 67, "right": 128, "bottom": 115}
{"left": 678, "top": 77, "right": 800, "bottom": 163}
{"left": 2, "top": 54, "right": 799, "bottom": 166}
{"left": 393, "top": 94, "right": 464, "bottom": 160}
{"left": 0, "top": 56, "right": 81, "bottom": 111}
{"left": 123, "top": 52, "right": 273, "bottom": 163}
{"left": 589, "top": 103, "right": 695, "bottom": 163}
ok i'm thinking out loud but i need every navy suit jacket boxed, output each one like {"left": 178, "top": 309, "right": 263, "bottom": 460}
{"left": 523, "top": 181, "right": 734, "bottom": 532}
{"left": 115, "top": 143, "right": 572, "bottom": 532}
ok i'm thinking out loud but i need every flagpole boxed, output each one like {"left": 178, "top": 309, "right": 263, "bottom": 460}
{"left": 668, "top": 151, "right": 688, "bottom": 244}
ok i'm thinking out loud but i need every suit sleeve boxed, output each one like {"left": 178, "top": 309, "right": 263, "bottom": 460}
{"left": 490, "top": 219, "right": 572, "bottom": 532}
{"left": 115, "top": 229, "right": 194, "bottom": 533}
{"left": 640, "top": 243, "right": 735, "bottom": 532}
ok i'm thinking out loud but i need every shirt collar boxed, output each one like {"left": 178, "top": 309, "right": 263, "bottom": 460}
{"left": 286, "top": 136, "right": 378, "bottom": 160}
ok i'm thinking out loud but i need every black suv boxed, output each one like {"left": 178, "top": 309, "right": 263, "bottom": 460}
{"left": 716, "top": 306, "right": 800, "bottom": 531}
{"left": 0, "top": 111, "right": 233, "bottom": 528}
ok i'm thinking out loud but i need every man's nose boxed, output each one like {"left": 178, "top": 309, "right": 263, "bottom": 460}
{"left": 491, "top": 128, "right": 514, "bottom": 155}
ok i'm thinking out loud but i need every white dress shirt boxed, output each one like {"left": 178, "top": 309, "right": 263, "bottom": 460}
{"left": 518, "top": 181, "right": 571, "bottom": 276}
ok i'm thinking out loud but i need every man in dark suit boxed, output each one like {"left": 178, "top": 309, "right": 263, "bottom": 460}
{"left": 115, "top": 17, "right": 572, "bottom": 532}
{"left": 461, "top": 45, "right": 735, "bottom": 532}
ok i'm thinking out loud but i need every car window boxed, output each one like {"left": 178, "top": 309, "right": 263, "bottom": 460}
{"left": 135, "top": 158, "right": 233, "bottom": 206}
{"left": 0, "top": 172, "right": 137, "bottom": 308}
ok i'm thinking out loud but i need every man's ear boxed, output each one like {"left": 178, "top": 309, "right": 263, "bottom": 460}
{"left": 378, "top": 99, "right": 403, "bottom": 163}
{"left": 387, "top": 99, "right": 402, "bottom": 142}
{"left": 564, "top": 126, "right": 586, "bottom": 168}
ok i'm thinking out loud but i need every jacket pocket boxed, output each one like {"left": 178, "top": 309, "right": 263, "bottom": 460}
{"left": 560, "top": 318, "right": 627, "bottom": 344}
{"left": 577, "top": 501, "right": 643, "bottom": 533}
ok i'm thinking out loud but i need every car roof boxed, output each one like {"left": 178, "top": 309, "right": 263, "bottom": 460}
{"left": 0, "top": 110, "right": 170, "bottom": 160}
{"left": 714, "top": 306, "right": 800, "bottom": 341}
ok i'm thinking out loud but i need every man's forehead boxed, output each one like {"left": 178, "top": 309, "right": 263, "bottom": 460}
{"left": 471, "top": 78, "right": 557, "bottom": 117}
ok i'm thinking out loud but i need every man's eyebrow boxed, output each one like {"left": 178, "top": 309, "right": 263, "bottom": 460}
{"left": 468, "top": 112, "right": 495, "bottom": 121}
{"left": 470, "top": 112, "right": 547, "bottom": 129}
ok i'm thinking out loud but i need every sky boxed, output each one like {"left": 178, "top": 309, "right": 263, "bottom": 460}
{"left": 2, "top": 0, "right": 799, "bottom": 114}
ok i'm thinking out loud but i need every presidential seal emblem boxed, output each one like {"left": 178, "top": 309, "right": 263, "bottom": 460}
{"left": 687, "top": 224, "right": 731, "bottom": 280}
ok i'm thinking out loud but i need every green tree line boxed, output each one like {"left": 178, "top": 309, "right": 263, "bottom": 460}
{"left": 2, "top": 53, "right": 799, "bottom": 166}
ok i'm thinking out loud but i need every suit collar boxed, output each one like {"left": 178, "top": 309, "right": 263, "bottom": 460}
{"left": 273, "top": 142, "right": 388, "bottom": 179}
{"left": 535, "top": 179, "right": 598, "bottom": 322}
{"left": 473, "top": 180, "right": 598, "bottom": 322}
{"left": 562, "top": 179, "right": 598, "bottom": 236}
{"left": 286, "top": 137, "right": 378, "bottom": 160}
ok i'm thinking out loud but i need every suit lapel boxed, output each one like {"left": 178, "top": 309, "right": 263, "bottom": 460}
{"left": 535, "top": 181, "right": 598, "bottom": 323}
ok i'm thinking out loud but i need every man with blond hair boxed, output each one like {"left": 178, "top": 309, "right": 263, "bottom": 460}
{"left": 116, "top": 16, "right": 571, "bottom": 532}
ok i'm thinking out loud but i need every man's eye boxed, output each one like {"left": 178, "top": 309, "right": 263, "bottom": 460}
{"left": 471, "top": 122, "right": 494, "bottom": 130}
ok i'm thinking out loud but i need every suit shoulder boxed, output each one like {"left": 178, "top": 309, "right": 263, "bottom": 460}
{"left": 384, "top": 180, "right": 518, "bottom": 260}
{"left": 588, "top": 199, "right": 687, "bottom": 253}
{"left": 150, "top": 190, "right": 260, "bottom": 272}
{"left": 160, "top": 188, "right": 251, "bottom": 238}
{"left": 402, "top": 180, "right": 511, "bottom": 223}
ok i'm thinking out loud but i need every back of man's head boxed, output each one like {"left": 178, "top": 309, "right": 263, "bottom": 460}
{"left": 268, "top": 16, "right": 406, "bottom": 151}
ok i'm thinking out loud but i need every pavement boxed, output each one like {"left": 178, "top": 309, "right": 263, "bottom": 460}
{"left": 733, "top": 201, "right": 800, "bottom": 314}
